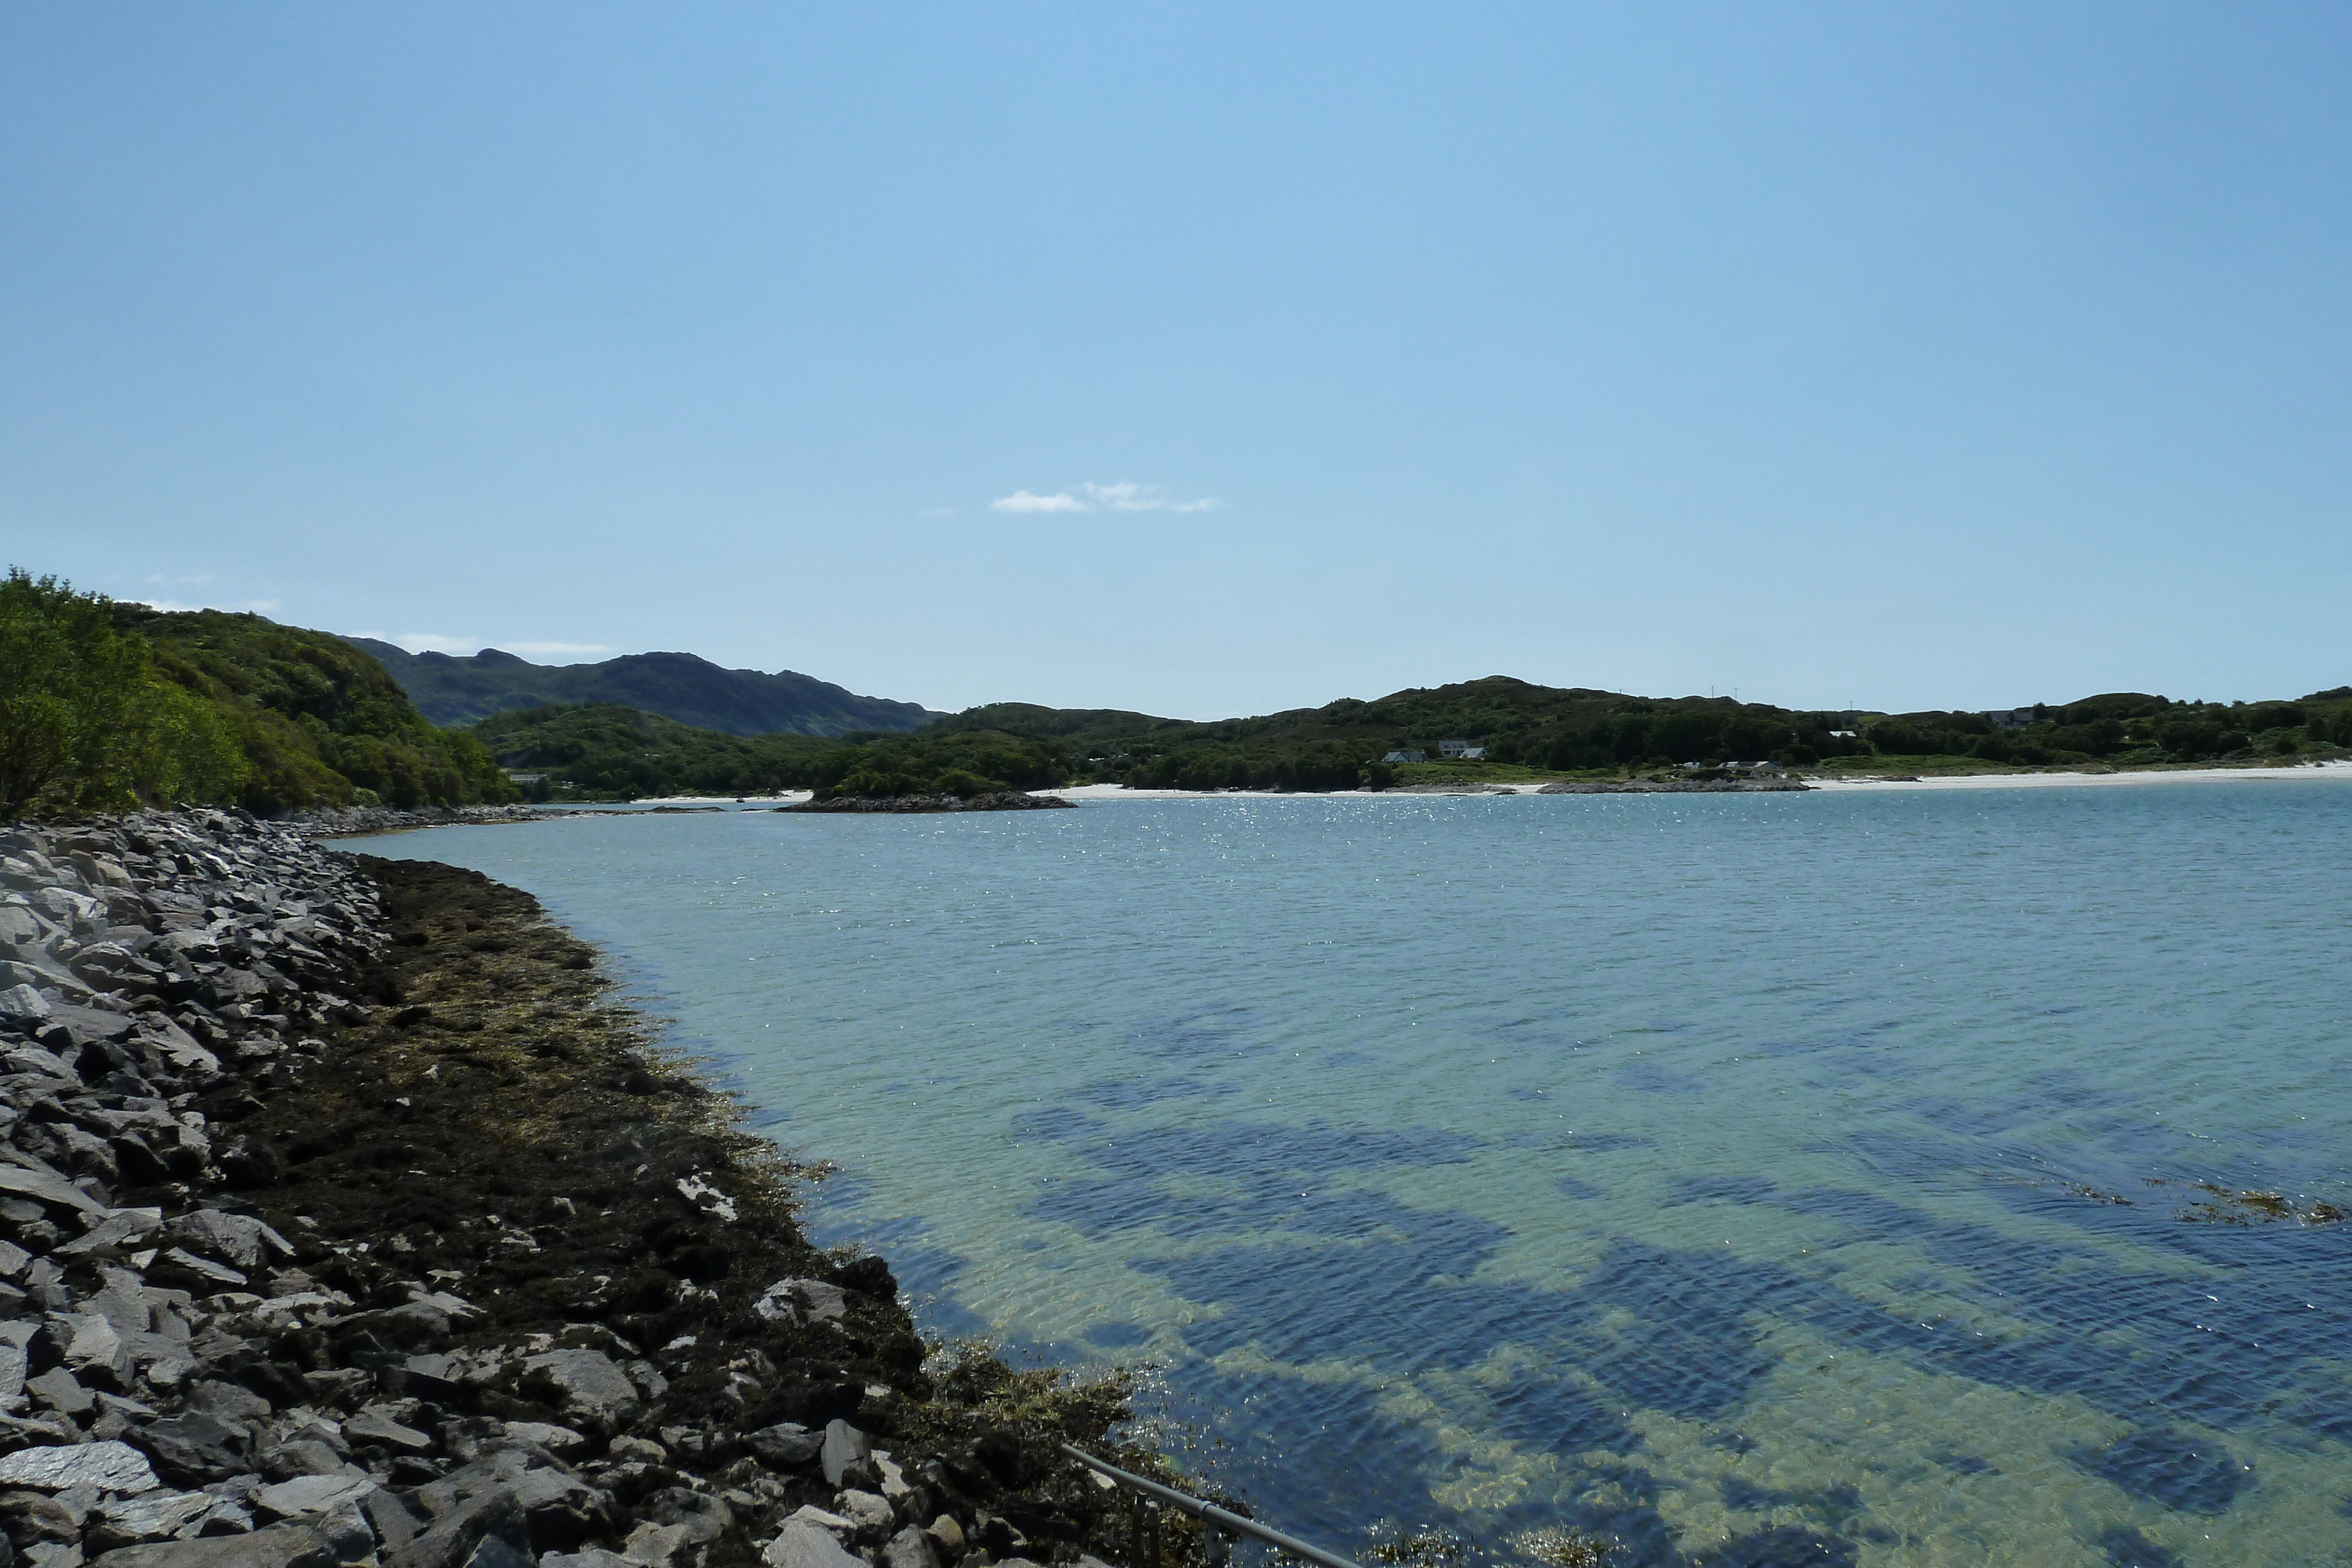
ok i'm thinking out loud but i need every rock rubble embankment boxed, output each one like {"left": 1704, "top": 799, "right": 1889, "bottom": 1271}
{"left": 0, "top": 811, "right": 1177, "bottom": 1568}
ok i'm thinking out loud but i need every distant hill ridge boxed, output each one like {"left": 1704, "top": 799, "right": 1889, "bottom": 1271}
{"left": 343, "top": 638, "right": 943, "bottom": 737}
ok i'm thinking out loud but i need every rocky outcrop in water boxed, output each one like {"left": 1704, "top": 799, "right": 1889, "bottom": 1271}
{"left": 780, "top": 797, "right": 1073, "bottom": 815}
{"left": 1535, "top": 778, "right": 1811, "bottom": 794}
{"left": 0, "top": 811, "right": 1171, "bottom": 1567}
{"left": 292, "top": 807, "right": 554, "bottom": 841}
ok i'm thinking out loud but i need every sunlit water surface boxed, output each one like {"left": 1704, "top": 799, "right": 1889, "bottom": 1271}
{"left": 353, "top": 784, "right": 2352, "bottom": 1568}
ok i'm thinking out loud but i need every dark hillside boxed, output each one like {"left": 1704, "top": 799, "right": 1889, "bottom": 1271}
{"left": 349, "top": 638, "right": 942, "bottom": 737}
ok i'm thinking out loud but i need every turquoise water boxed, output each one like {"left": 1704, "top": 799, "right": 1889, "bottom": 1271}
{"left": 354, "top": 783, "right": 2352, "bottom": 1567}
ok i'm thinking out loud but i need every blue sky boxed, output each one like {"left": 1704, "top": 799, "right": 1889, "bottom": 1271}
{"left": 5, "top": 4, "right": 2348, "bottom": 718}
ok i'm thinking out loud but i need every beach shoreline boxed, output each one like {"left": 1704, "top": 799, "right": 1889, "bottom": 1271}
{"left": 1035, "top": 758, "right": 2352, "bottom": 801}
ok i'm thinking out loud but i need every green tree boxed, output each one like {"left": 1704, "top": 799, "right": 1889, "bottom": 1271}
{"left": 0, "top": 570, "right": 247, "bottom": 817}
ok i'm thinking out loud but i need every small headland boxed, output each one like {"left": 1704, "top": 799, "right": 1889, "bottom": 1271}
{"left": 780, "top": 796, "right": 1074, "bottom": 815}
{"left": 0, "top": 810, "right": 1195, "bottom": 1566}
{"left": 1535, "top": 778, "right": 1810, "bottom": 794}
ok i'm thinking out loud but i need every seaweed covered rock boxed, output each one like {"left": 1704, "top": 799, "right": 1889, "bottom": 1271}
{"left": 0, "top": 810, "right": 1188, "bottom": 1567}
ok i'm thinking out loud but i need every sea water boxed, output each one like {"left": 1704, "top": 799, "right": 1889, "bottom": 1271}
{"left": 353, "top": 782, "right": 2352, "bottom": 1567}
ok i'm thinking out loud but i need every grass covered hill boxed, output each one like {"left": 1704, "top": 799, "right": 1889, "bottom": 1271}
{"left": 348, "top": 638, "right": 943, "bottom": 737}
{"left": 0, "top": 570, "right": 514, "bottom": 818}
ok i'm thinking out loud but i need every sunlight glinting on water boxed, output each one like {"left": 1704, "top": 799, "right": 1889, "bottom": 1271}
{"left": 361, "top": 783, "right": 2352, "bottom": 1567}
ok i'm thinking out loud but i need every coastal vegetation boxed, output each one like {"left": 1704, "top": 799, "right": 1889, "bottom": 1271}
{"left": 470, "top": 701, "right": 1072, "bottom": 801}
{"left": 0, "top": 569, "right": 516, "bottom": 817}
{"left": 8, "top": 570, "right": 2344, "bottom": 811}
{"left": 461, "top": 677, "right": 2352, "bottom": 802}
{"left": 1853, "top": 691, "right": 2352, "bottom": 770}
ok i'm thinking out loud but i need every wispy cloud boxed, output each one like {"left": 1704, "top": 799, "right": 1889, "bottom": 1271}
{"left": 990, "top": 481, "right": 1223, "bottom": 515}
{"left": 991, "top": 489, "right": 1091, "bottom": 514}
{"left": 504, "top": 641, "right": 615, "bottom": 658}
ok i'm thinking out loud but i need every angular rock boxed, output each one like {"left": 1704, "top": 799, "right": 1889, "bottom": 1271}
{"left": 342, "top": 1407, "right": 433, "bottom": 1452}
{"left": 819, "top": 1421, "right": 870, "bottom": 1488}
{"left": 382, "top": 1483, "right": 527, "bottom": 1568}
{"left": 258, "top": 1440, "right": 348, "bottom": 1480}
{"left": 621, "top": 1522, "right": 692, "bottom": 1564}
{"left": 0, "top": 1165, "right": 105, "bottom": 1218}
{"left": 25, "top": 1368, "right": 92, "bottom": 1417}
{"left": 89, "top": 1523, "right": 320, "bottom": 1566}
{"left": 753, "top": 1279, "right": 847, "bottom": 1326}
{"left": 505, "top": 1466, "right": 605, "bottom": 1550}
{"left": 460, "top": 1539, "right": 532, "bottom": 1568}
{"left": 747, "top": 1423, "right": 821, "bottom": 1469}
{"left": 57, "top": 1211, "right": 166, "bottom": 1260}
{"left": 86, "top": 1488, "right": 213, "bottom": 1549}
{"left": 833, "top": 1490, "right": 892, "bottom": 1537}
{"left": 126, "top": 1413, "right": 250, "bottom": 1486}
{"left": 0, "top": 1440, "right": 160, "bottom": 1494}
{"left": 0, "top": 1489, "right": 83, "bottom": 1547}
{"left": 763, "top": 1520, "right": 867, "bottom": 1568}
{"left": 495, "top": 1423, "right": 583, "bottom": 1458}
{"left": 517, "top": 1350, "right": 636, "bottom": 1426}
{"left": 257, "top": 1474, "right": 375, "bottom": 1519}
{"left": 886, "top": 1524, "right": 943, "bottom": 1568}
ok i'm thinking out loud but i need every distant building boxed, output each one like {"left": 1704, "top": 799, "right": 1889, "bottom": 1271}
{"left": 1459, "top": 747, "right": 1485, "bottom": 760}
{"left": 1984, "top": 707, "right": 2042, "bottom": 730}
{"left": 1382, "top": 750, "right": 1428, "bottom": 764}
{"left": 1438, "top": 738, "right": 1476, "bottom": 757}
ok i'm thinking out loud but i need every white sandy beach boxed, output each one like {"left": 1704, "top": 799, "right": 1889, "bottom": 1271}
{"left": 1041, "top": 760, "right": 2352, "bottom": 801}
{"left": 562, "top": 761, "right": 2352, "bottom": 811}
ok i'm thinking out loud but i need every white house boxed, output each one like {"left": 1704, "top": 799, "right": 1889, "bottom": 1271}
{"left": 1382, "top": 750, "right": 1428, "bottom": 764}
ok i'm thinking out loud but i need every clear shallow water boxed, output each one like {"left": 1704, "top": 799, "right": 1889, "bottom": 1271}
{"left": 355, "top": 784, "right": 2352, "bottom": 1568}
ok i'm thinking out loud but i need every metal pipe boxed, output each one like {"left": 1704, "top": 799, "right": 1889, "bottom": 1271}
{"left": 1059, "top": 1445, "right": 1367, "bottom": 1568}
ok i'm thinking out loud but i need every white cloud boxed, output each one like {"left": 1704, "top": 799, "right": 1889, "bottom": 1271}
{"left": 991, "top": 489, "right": 1092, "bottom": 513}
{"left": 504, "top": 641, "right": 615, "bottom": 657}
{"left": 990, "top": 481, "right": 1222, "bottom": 514}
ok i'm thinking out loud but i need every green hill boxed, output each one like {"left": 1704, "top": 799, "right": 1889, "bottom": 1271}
{"left": 346, "top": 639, "right": 943, "bottom": 737}
{"left": 923, "top": 676, "right": 2352, "bottom": 786}
{"left": 927, "top": 677, "right": 1871, "bottom": 788}
{"left": 0, "top": 570, "right": 514, "bottom": 818}
{"left": 470, "top": 702, "right": 1070, "bottom": 801}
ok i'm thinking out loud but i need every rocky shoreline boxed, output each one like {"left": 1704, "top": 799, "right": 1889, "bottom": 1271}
{"left": 0, "top": 811, "right": 1189, "bottom": 1567}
